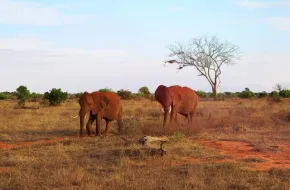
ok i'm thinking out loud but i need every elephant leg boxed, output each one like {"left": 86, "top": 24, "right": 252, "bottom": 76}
{"left": 86, "top": 113, "right": 95, "bottom": 136}
{"left": 170, "top": 106, "right": 180, "bottom": 127}
{"left": 95, "top": 113, "right": 102, "bottom": 136}
{"left": 104, "top": 120, "right": 112, "bottom": 136}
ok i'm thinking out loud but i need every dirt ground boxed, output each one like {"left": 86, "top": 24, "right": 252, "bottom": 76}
{"left": 1, "top": 98, "right": 290, "bottom": 189}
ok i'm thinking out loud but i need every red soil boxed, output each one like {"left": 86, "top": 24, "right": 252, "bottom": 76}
{"left": 177, "top": 140, "right": 290, "bottom": 171}
{"left": 1, "top": 137, "right": 290, "bottom": 172}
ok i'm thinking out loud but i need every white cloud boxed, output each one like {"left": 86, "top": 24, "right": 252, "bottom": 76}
{"left": 264, "top": 17, "right": 290, "bottom": 30}
{"left": 238, "top": 0, "right": 290, "bottom": 8}
{"left": 0, "top": 37, "right": 128, "bottom": 57}
{"left": 1, "top": 38, "right": 290, "bottom": 93}
{"left": 0, "top": 0, "right": 91, "bottom": 25}
{"left": 238, "top": 0, "right": 266, "bottom": 8}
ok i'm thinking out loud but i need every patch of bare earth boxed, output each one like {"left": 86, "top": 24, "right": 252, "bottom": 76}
{"left": 174, "top": 140, "right": 290, "bottom": 171}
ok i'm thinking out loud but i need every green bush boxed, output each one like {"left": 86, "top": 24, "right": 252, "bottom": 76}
{"left": 238, "top": 88, "right": 256, "bottom": 99}
{"left": 117, "top": 89, "right": 132, "bottom": 100}
{"left": 16, "top": 85, "right": 30, "bottom": 107}
{"left": 74, "top": 92, "right": 83, "bottom": 99}
{"left": 257, "top": 91, "right": 268, "bottom": 98}
{"left": 196, "top": 90, "right": 208, "bottom": 98}
{"left": 279, "top": 90, "right": 290, "bottom": 98}
{"left": 0, "top": 93, "right": 9, "bottom": 100}
{"left": 29, "top": 92, "right": 43, "bottom": 102}
{"left": 43, "top": 88, "right": 68, "bottom": 106}
{"left": 138, "top": 86, "right": 151, "bottom": 97}
{"left": 99, "top": 88, "right": 114, "bottom": 93}
{"left": 270, "top": 91, "right": 282, "bottom": 102}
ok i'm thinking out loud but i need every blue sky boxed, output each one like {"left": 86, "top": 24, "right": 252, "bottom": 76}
{"left": 1, "top": 0, "right": 290, "bottom": 93}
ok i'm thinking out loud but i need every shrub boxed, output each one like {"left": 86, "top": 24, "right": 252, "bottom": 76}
{"left": 270, "top": 91, "right": 282, "bottom": 102}
{"left": 257, "top": 91, "right": 268, "bottom": 98}
{"left": 238, "top": 88, "right": 256, "bottom": 99}
{"left": 224, "top": 92, "right": 234, "bottom": 98}
{"left": 99, "top": 88, "right": 114, "bottom": 93}
{"left": 279, "top": 90, "right": 290, "bottom": 98}
{"left": 0, "top": 93, "right": 9, "bottom": 100}
{"left": 29, "top": 93, "right": 43, "bottom": 102}
{"left": 43, "top": 88, "right": 68, "bottom": 106}
{"left": 138, "top": 86, "right": 151, "bottom": 97}
{"left": 16, "top": 85, "right": 30, "bottom": 107}
{"left": 74, "top": 92, "right": 83, "bottom": 99}
{"left": 132, "top": 93, "right": 144, "bottom": 100}
{"left": 117, "top": 89, "right": 132, "bottom": 100}
{"left": 196, "top": 90, "right": 208, "bottom": 98}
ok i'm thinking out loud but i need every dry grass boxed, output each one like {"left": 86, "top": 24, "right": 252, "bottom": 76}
{"left": 0, "top": 98, "right": 290, "bottom": 189}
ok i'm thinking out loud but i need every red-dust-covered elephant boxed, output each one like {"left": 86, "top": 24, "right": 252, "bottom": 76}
{"left": 154, "top": 85, "right": 199, "bottom": 128}
{"left": 78, "top": 91, "right": 123, "bottom": 137}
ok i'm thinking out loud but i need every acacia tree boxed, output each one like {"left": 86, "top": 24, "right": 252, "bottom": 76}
{"left": 165, "top": 35, "right": 240, "bottom": 99}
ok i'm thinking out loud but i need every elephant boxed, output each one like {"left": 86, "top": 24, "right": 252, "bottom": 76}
{"left": 154, "top": 85, "right": 199, "bottom": 128}
{"left": 78, "top": 91, "right": 123, "bottom": 137}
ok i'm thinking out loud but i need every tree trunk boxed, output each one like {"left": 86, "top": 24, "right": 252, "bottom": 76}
{"left": 212, "top": 86, "right": 217, "bottom": 100}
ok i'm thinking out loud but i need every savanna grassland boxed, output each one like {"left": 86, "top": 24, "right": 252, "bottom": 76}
{"left": 0, "top": 98, "right": 290, "bottom": 190}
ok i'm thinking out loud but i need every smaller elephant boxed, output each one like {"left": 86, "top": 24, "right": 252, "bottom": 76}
{"left": 154, "top": 85, "right": 199, "bottom": 128}
{"left": 78, "top": 91, "right": 123, "bottom": 137}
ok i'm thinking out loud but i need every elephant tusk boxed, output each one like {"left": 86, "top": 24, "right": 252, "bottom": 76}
{"left": 169, "top": 105, "right": 172, "bottom": 113}
{"left": 72, "top": 115, "right": 78, "bottom": 119}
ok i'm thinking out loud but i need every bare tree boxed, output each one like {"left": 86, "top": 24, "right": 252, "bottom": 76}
{"left": 165, "top": 35, "right": 240, "bottom": 99}
{"left": 273, "top": 83, "right": 289, "bottom": 92}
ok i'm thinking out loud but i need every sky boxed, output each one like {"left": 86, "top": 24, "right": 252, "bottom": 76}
{"left": 1, "top": 0, "right": 290, "bottom": 93}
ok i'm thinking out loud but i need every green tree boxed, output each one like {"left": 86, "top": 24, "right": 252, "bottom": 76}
{"left": 99, "top": 87, "right": 114, "bottom": 93}
{"left": 43, "top": 88, "right": 68, "bottom": 106}
{"left": 138, "top": 86, "right": 151, "bottom": 97}
{"left": 30, "top": 92, "right": 43, "bottom": 102}
{"left": 238, "top": 88, "right": 256, "bottom": 99}
{"left": 0, "top": 93, "right": 9, "bottom": 100}
{"left": 16, "top": 85, "right": 30, "bottom": 107}
{"left": 117, "top": 89, "right": 132, "bottom": 100}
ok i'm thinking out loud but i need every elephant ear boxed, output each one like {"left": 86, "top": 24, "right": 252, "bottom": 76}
{"left": 171, "top": 92, "right": 181, "bottom": 106}
{"left": 92, "top": 94, "right": 110, "bottom": 115}
{"left": 100, "top": 95, "right": 110, "bottom": 109}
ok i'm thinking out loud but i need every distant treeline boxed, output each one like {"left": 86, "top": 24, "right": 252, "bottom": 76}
{"left": 1, "top": 86, "right": 290, "bottom": 106}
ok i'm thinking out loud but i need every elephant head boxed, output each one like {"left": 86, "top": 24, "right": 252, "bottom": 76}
{"left": 78, "top": 91, "right": 110, "bottom": 136}
{"left": 154, "top": 85, "right": 180, "bottom": 127}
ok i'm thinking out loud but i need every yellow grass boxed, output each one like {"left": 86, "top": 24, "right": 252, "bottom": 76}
{"left": 0, "top": 98, "right": 290, "bottom": 189}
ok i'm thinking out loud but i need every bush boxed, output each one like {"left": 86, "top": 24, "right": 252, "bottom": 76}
{"left": 196, "top": 90, "right": 208, "bottom": 98}
{"left": 29, "top": 93, "right": 43, "bottom": 102}
{"left": 16, "top": 85, "right": 30, "bottom": 107}
{"left": 257, "top": 91, "right": 268, "bottom": 98}
{"left": 43, "top": 88, "right": 68, "bottom": 106}
{"left": 117, "top": 89, "right": 132, "bottom": 100}
{"left": 99, "top": 88, "right": 114, "bottom": 93}
{"left": 74, "top": 92, "right": 83, "bottom": 99}
{"left": 138, "top": 86, "right": 151, "bottom": 97}
{"left": 279, "top": 90, "right": 290, "bottom": 98}
{"left": 0, "top": 93, "right": 9, "bottom": 100}
{"left": 238, "top": 88, "right": 256, "bottom": 99}
{"left": 270, "top": 91, "right": 282, "bottom": 102}
{"left": 132, "top": 93, "right": 144, "bottom": 100}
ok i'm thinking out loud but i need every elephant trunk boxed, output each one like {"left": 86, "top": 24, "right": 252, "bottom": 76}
{"left": 162, "top": 105, "right": 171, "bottom": 128}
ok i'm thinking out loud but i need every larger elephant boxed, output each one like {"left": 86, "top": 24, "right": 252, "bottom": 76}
{"left": 78, "top": 91, "right": 123, "bottom": 137}
{"left": 154, "top": 85, "right": 199, "bottom": 128}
